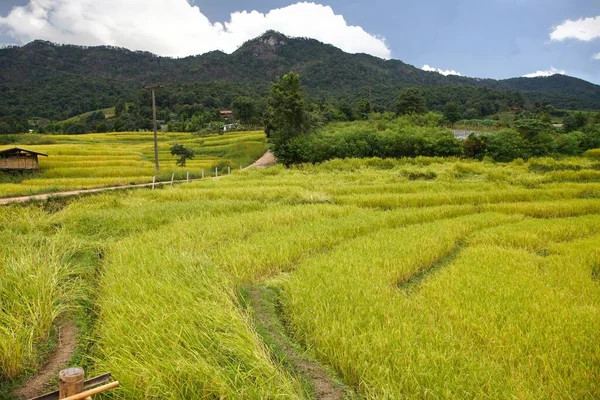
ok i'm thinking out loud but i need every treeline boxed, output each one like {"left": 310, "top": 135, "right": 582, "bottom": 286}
{"left": 280, "top": 117, "right": 600, "bottom": 165}
{"left": 266, "top": 72, "right": 600, "bottom": 166}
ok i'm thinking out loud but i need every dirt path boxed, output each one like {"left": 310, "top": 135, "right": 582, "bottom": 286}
{"left": 244, "top": 150, "right": 276, "bottom": 170}
{"left": 0, "top": 179, "right": 195, "bottom": 206}
{"left": 245, "top": 285, "right": 352, "bottom": 400}
{"left": 1, "top": 151, "right": 275, "bottom": 206}
{"left": 15, "top": 320, "right": 78, "bottom": 400}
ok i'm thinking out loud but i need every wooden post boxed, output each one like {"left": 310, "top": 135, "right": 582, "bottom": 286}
{"left": 143, "top": 84, "right": 165, "bottom": 172}
{"left": 171, "top": 173, "right": 175, "bottom": 186}
{"left": 59, "top": 368, "right": 84, "bottom": 399}
{"left": 187, "top": 171, "right": 189, "bottom": 182}
{"left": 228, "top": 166, "right": 231, "bottom": 175}
{"left": 215, "top": 167, "right": 218, "bottom": 177}
{"left": 152, "top": 176, "right": 156, "bottom": 190}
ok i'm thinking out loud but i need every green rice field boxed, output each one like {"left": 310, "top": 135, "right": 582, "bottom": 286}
{"left": 1, "top": 155, "right": 600, "bottom": 399}
{"left": 0, "top": 131, "right": 267, "bottom": 198}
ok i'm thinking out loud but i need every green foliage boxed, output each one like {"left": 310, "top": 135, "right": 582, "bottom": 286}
{"left": 283, "top": 119, "right": 463, "bottom": 164}
{"left": 0, "top": 122, "right": 11, "bottom": 134}
{"left": 266, "top": 72, "right": 312, "bottom": 167}
{"left": 396, "top": 88, "right": 427, "bottom": 116}
{"left": 463, "top": 133, "right": 486, "bottom": 160}
{"left": 443, "top": 102, "right": 462, "bottom": 125}
{"left": 563, "top": 112, "right": 587, "bottom": 133}
{"left": 355, "top": 99, "right": 372, "bottom": 121}
{"left": 170, "top": 143, "right": 195, "bottom": 167}
{"left": 513, "top": 118, "right": 553, "bottom": 139}
{"left": 555, "top": 131, "right": 585, "bottom": 156}
{"left": 232, "top": 96, "right": 259, "bottom": 125}
{"left": 479, "top": 129, "right": 528, "bottom": 162}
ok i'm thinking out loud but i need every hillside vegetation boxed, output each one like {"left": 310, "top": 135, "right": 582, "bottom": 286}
{"left": 2, "top": 157, "right": 600, "bottom": 399}
{"left": 1, "top": 31, "right": 599, "bottom": 130}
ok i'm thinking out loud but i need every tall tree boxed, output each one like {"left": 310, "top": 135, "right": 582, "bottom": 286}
{"left": 231, "top": 96, "right": 256, "bottom": 125}
{"left": 355, "top": 98, "right": 372, "bottom": 120}
{"left": 443, "top": 101, "right": 461, "bottom": 125}
{"left": 265, "top": 72, "right": 312, "bottom": 166}
{"left": 396, "top": 88, "right": 427, "bottom": 115}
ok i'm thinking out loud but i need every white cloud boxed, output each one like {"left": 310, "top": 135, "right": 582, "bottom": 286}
{"left": 593, "top": 53, "right": 600, "bottom": 60}
{"left": 422, "top": 64, "right": 461, "bottom": 76}
{"left": 523, "top": 67, "right": 566, "bottom": 78}
{"left": 0, "top": 1, "right": 391, "bottom": 58}
{"left": 550, "top": 16, "right": 600, "bottom": 41}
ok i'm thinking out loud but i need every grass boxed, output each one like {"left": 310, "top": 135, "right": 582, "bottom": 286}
{"left": 0, "top": 131, "right": 268, "bottom": 198}
{"left": 1, "top": 156, "right": 599, "bottom": 399}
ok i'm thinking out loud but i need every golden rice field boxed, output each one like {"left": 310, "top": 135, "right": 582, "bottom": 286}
{"left": 1, "top": 155, "right": 600, "bottom": 399}
{"left": 0, "top": 131, "right": 267, "bottom": 198}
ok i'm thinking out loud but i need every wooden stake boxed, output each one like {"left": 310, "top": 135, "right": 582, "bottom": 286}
{"left": 215, "top": 167, "right": 218, "bottom": 177}
{"left": 59, "top": 368, "right": 84, "bottom": 399}
{"left": 152, "top": 176, "right": 156, "bottom": 190}
{"left": 171, "top": 173, "right": 175, "bottom": 186}
{"left": 187, "top": 171, "right": 189, "bottom": 182}
{"left": 228, "top": 166, "right": 231, "bottom": 175}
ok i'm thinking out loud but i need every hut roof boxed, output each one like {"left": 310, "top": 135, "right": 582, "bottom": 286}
{"left": 0, "top": 147, "right": 48, "bottom": 157}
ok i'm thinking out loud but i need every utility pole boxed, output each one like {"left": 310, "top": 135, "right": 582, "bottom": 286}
{"left": 143, "top": 84, "right": 164, "bottom": 172}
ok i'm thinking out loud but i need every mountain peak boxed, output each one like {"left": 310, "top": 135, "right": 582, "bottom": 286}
{"left": 234, "top": 31, "right": 288, "bottom": 59}
{"left": 257, "top": 31, "right": 288, "bottom": 46}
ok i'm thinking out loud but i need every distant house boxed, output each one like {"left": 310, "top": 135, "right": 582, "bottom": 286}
{"left": 0, "top": 147, "right": 48, "bottom": 171}
{"left": 220, "top": 110, "right": 234, "bottom": 121}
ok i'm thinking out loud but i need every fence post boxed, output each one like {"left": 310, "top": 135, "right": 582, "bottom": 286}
{"left": 152, "top": 176, "right": 156, "bottom": 190}
{"left": 215, "top": 167, "right": 218, "bottom": 177}
{"left": 187, "top": 171, "right": 189, "bottom": 182}
{"left": 59, "top": 368, "right": 85, "bottom": 399}
{"left": 171, "top": 173, "right": 175, "bottom": 186}
{"left": 228, "top": 166, "right": 231, "bottom": 175}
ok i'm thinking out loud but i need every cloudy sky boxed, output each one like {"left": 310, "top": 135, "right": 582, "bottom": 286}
{"left": 0, "top": 0, "right": 599, "bottom": 84}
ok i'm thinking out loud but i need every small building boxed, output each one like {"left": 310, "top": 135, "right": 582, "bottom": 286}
{"left": 220, "top": 110, "right": 234, "bottom": 122}
{"left": 0, "top": 147, "right": 48, "bottom": 171}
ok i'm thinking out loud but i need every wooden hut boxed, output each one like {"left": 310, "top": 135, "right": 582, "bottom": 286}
{"left": 0, "top": 147, "right": 48, "bottom": 171}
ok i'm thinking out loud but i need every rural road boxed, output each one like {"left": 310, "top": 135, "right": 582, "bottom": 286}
{"left": 0, "top": 151, "right": 277, "bottom": 206}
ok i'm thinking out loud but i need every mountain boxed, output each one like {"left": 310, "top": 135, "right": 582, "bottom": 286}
{"left": 0, "top": 31, "right": 599, "bottom": 121}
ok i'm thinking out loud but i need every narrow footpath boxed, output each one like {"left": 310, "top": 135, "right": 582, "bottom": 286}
{"left": 1, "top": 151, "right": 277, "bottom": 206}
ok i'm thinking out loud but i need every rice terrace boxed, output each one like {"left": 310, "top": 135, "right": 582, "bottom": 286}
{"left": 1, "top": 3, "right": 600, "bottom": 399}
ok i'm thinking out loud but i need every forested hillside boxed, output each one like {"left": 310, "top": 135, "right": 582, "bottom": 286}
{"left": 0, "top": 31, "right": 599, "bottom": 131}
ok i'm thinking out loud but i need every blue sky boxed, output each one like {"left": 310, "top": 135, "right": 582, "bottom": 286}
{"left": 1, "top": 0, "right": 599, "bottom": 83}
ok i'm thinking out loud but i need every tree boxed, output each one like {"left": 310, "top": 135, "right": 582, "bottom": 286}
{"left": 0, "top": 122, "right": 11, "bottom": 134}
{"left": 231, "top": 96, "right": 256, "bottom": 125}
{"left": 115, "top": 99, "right": 126, "bottom": 117}
{"left": 265, "top": 72, "right": 312, "bottom": 166}
{"left": 355, "top": 99, "right": 371, "bottom": 120}
{"left": 563, "top": 112, "right": 587, "bottom": 133}
{"left": 170, "top": 143, "right": 195, "bottom": 167}
{"left": 443, "top": 102, "right": 461, "bottom": 125}
{"left": 338, "top": 102, "right": 355, "bottom": 121}
{"left": 395, "top": 88, "right": 427, "bottom": 116}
